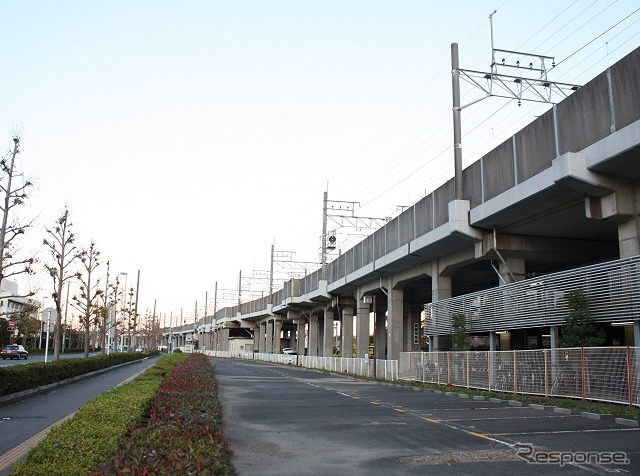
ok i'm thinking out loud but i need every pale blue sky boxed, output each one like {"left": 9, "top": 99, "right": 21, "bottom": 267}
{"left": 1, "top": 1, "right": 638, "bottom": 323}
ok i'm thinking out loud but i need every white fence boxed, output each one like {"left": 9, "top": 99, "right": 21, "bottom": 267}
{"left": 204, "top": 350, "right": 399, "bottom": 381}
{"left": 400, "top": 347, "right": 640, "bottom": 407}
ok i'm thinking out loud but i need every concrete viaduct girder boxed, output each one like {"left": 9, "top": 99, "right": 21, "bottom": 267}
{"left": 198, "top": 47, "right": 640, "bottom": 362}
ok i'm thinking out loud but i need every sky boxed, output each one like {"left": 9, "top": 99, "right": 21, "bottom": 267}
{"left": 1, "top": 1, "right": 638, "bottom": 326}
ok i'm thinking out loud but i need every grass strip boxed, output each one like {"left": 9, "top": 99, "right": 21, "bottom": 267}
{"left": 10, "top": 353, "right": 188, "bottom": 476}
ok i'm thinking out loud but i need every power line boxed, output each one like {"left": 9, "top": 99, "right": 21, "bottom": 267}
{"left": 553, "top": 6, "right": 640, "bottom": 69}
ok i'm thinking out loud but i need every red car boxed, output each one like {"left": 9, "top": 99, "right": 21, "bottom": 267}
{"left": 1, "top": 344, "right": 28, "bottom": 360}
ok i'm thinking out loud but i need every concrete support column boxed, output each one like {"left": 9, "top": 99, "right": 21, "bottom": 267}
{"left": 273, "top": 319, "right": 282, "bottom": 354}
{"left": 374, "top": 298, "right": 386, "bottom": 360}
{"left": 222, "top": 329, "right": 229, "bottom": 351}
{"left": 266, "top": 320, "right": 274, "bottom": 353}
{"left": 618, "top": 217, "right": 640, "bottom": 258}
{"left": 341, "top": 307, "right": 354, "bottom": 357}
{"left": 431, "top": 273, "right": 452, "bottom": 352}
{"left": 499, "top": 257, "right": 526, "bottom": 284}
{"left": 296, "top": 316, "right": 306, "bottom": 355}
{"left": 308, "top": 314, "right": 319, "bottom": 356}
{"left": 635, "top": 321, "right": 640, "bottom": 346}
{"left": 258, "top": 323, "right": 266, "bottom": 353}
{"left": 404, "top": 306, "right": 421, "bottom": 352}
{"left": 323, "top": 309, "right": 334, "bottom": 357}
{"left": 317, "top": 312, "right": 324, "bottom": 354}
{"left": 287, "top": 310, "right": 300, "bottom": 351}
{"left": 550, "top": 325, "right": 559, "bottom": 349}
{"left": 387, "top": 288, "right": 404, "bottom": 361}
{"left": 356, "top": 303, "right": 370, "bottom": 359}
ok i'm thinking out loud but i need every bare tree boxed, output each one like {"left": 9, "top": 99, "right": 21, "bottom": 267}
{"left": 142, "top": 309, "right": 162, "bottom": 350}
{"left": 43, "top": 208, "right": 79, "bottom": 360}
{"left": 98, "top": 264, "right": 124, "bottom": 354}
{"left": 0, "top": 134, "right": 35, "bottom": 294}
{"left": 72, "top": 240, "right": 103, "bottom": 357}
{"left": 122, "top": 287, "right": 137, "bottom": 350}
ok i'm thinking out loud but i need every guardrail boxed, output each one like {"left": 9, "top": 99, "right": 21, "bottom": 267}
{"left": 204, "top": 350, "right": 399, "bottom": 381}
{"left": 400, "top": 347, "right": 640, "bottom": 407}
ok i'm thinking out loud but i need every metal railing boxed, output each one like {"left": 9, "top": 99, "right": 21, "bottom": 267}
{"left": 205, "top": 350, "right": 399, "bottom": 381}
{"left": 400, "top": 347, "right": 640, "bottom": 407}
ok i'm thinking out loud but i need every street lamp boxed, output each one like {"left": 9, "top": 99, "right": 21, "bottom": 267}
{"left": 119, "top": 273, "right": 127, "bottom": 351}
{"left": 127, "top": 287, "right": 134, "bottom": 350}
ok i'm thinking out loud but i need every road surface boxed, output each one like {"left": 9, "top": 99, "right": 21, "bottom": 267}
{"left": 214, "top": 358, "right": 640, "bottom": 476}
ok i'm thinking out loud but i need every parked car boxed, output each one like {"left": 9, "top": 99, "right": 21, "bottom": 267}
{"left": 1, "top": 344, "right": 28, "bottom": 360}
{"left": 282, "top": 348, "right": 296, "bottom": 355}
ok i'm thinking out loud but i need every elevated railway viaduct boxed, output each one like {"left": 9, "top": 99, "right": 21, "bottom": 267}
{"left": 187, "top": 47, "right": 640, "bottom": 362}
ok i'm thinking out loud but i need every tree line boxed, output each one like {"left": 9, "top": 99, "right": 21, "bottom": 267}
{"left": 1, "top": 133, "right": 159, "bottom": 359}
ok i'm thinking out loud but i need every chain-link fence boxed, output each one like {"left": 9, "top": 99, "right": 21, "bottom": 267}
{"left": 400, "top": 347, "right": 640, "bottom": 406}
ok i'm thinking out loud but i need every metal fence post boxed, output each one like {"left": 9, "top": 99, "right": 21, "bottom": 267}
{"left": 627, "top": 346, "right": 633, "bottom": 407}
{"left": 581, "top": 347, "right": 586, "bottom": 400}
{"left": 544, "top": 348, "right": 549, "bottom": 398}
{"left": 466, "top": 352, "right": 470, "bottom": 388}
{"left": 488, "top": 351, "right": 492, "bottom": 391}
{"left": 513, "top": 351, "right": 517, "bottom": 394}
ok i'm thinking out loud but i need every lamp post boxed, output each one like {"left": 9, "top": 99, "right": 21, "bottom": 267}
{"left": 119, "top": 272, "right": 127, "bottom": 351}
{"left": 127, "top": 287, "right": 134, "bottom": 351}
{"left": 44, "top": 309, "right": 51, "bottom": 364}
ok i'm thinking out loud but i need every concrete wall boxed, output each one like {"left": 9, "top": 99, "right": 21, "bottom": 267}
{"left": 386, "top": 216, "right": 399, "bottom": 252}
{"left": 515, "top": 107, "right": 556, "bottom": 181}
{"left": 415, "top": 193, "right": 434, "bottom": 236}
{"left": 482, "top": 139, "right": 515, "bottom": 201}
{"left": 209, "top": 47, "right": 640, "bottom": 333}
{"left": 611, "top": 47, "right": 640, "bottom": 130}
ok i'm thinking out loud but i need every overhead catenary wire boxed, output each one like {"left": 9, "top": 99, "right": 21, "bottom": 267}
{"left": 215, "top": 3, "right": 640, "bottom": 303}
{"left": 552, "top": 5, "right": 640, "bottom": 70}
{"left": 340, "top": 3, "right": 640, "bottom": 238}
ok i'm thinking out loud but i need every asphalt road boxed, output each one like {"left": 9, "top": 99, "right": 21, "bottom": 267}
{"left": 213, "top": 358, "right": 640, "bottom": 476}
{"left": 0, "top": 355, "right": 161, "bottom": 475}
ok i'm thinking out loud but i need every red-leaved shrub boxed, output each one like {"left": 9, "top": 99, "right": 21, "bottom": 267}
{"left": 93, "top": 353, "right": 234, "bottom": 475}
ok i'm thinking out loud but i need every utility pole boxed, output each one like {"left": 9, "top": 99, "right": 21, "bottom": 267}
{"left": 452, "top": 42, "right": 463, "bottom": 200}
{"left": 269, "top": 244, "right": 274, "bottom": 297}
{"left": 204, "top": 291, "right": 208, "bottom": 324}
{"left": 104, "top": 261, "right": 110, "bottom": 353}
{"left": 321, "top": 192, "right": 388, "bottom": 274}
{"left": 214, "top": 282, "right": 218, "bottom": 317}
{"left": 321, "top": 191, "right": 328, "bottom": 280}
{"left": 134, "top": 270, "right": 140, "bottom": 347}
{"left": 204, "top": 291, "right": 208, "bottom": 350}
{"left": 449, "top": 11, "right": 581, "bottom": 203}
{"left": 152, "top": 298, "right": 156, "bottom": 349}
